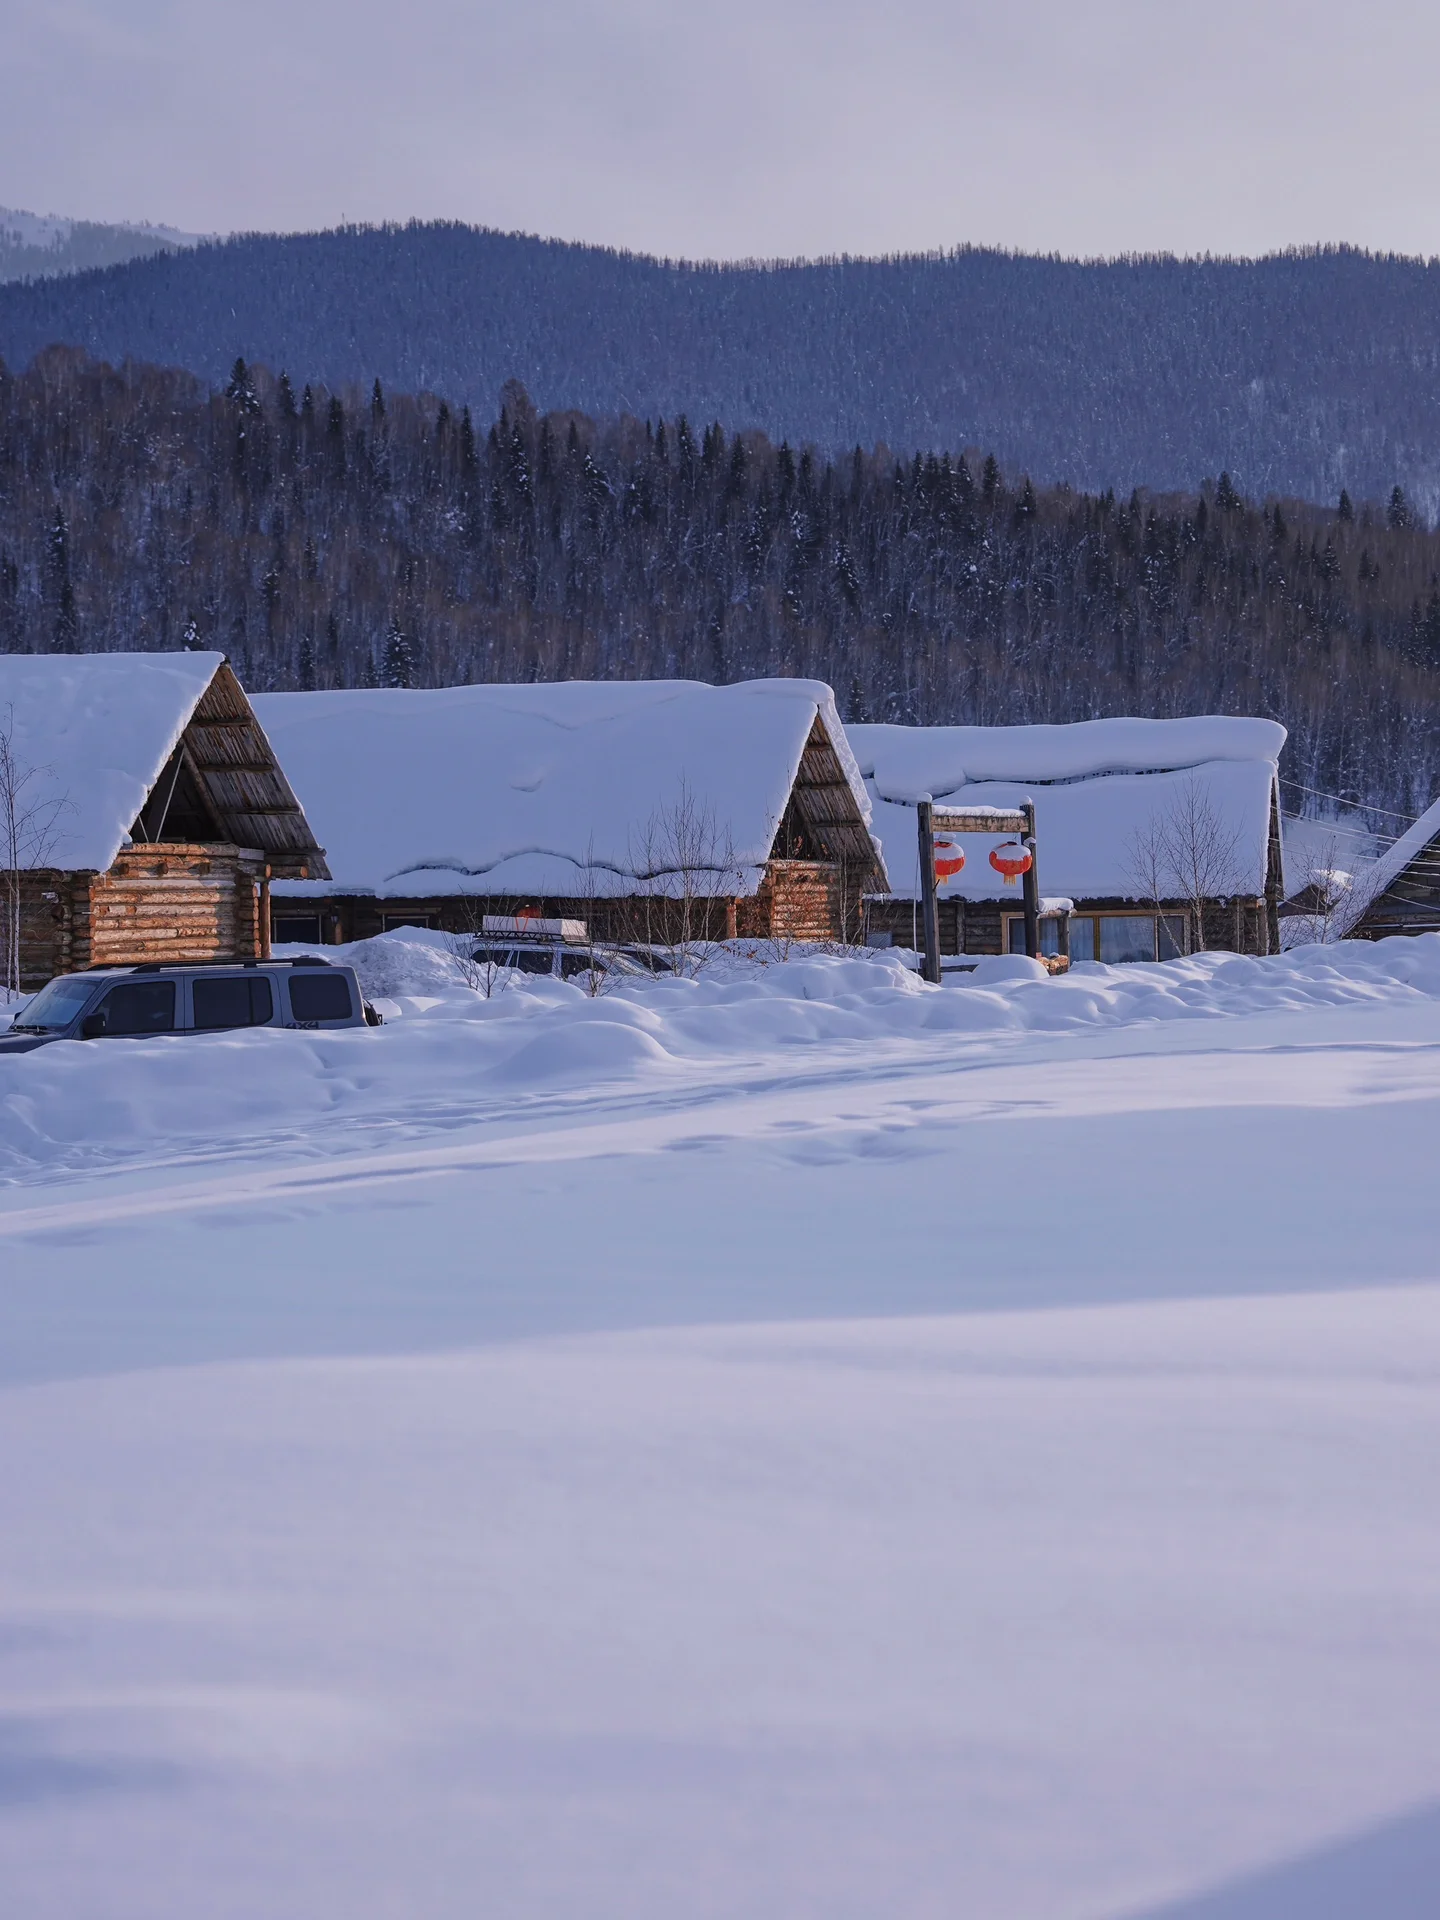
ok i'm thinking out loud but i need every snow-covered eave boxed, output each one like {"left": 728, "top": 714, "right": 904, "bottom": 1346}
{"left": 273, "top": 862, "right": 772, "bottom": 900}
{"left": 1332, "top": 794, "right": 1440, "bottom": 937}
{"left": 862, "top": 888, "right": 1269, "bottom": 906}
{"left": 871, "top": 759, "right": 1279, "bottom": 807}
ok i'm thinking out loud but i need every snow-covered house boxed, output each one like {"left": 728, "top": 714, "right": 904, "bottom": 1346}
{"left": 0, "top": 652, "right": 327, "bottom": 989}
{"left": 1336, "top": 796, "right": 1440, "bottom": 940}
{"left": 251, "top": 679, "right": 886, "bottom": 947}
{"left": 851, "top": 717, "right": 1286, "bottom": 962}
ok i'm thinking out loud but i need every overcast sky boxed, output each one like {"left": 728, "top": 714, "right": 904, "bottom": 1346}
{"left": 4, "top": 0, "right": 1439, "bottom": 261}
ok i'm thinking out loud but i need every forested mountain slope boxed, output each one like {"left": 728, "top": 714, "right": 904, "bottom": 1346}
{"left": 1, "top": 225, "right": 1439, "bottom": 510}
{"left": 3, "top": 350, "right": 1438, "bottom": 823}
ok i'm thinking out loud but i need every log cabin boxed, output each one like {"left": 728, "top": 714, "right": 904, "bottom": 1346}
{"left": 251, "top": 678, "right": 886, "bottom": 949}
{"left": 1, "top": 652, "right": 327, "bottom": 990}
{"left": 1337, "top": 793, "right": 1440, "bottom": 940}
{"left": 851, "top": 716, "right": 1287, "bottom": 961}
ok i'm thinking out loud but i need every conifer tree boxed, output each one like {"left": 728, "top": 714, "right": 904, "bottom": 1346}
{"left": 382, "top": 620, "right": 413, "bottom": 688}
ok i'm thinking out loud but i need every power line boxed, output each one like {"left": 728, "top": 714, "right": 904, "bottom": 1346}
{"left": 1283, "top": 814, "right": 1401, "bottom": 847}
{"left": 1278, "top": 776, "right": 1423, "bottom": 824}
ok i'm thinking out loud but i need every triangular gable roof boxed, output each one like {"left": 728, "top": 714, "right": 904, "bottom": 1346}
{"left": 1336, "top": 793, "right": 1440, "bottom": 937}
{"left": 849, "top": 717, "right": 1285, "bottom": 901}
{"left": 0, "top": 651, "right": 326, "bottom": 874}
{"left": 253, "top": 678, "right": 882, "bottom": 898}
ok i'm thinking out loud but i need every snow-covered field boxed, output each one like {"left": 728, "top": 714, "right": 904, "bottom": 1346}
{"left": 3, "top": 934, "right": 1440, "bottom": 1918}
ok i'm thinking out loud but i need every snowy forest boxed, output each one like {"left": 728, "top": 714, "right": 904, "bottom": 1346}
{"left": 4, "top": 226, "right": 1440, "bottom": 509}
{"left": 3, "top": 346, "right": 1440, "bottom": 824}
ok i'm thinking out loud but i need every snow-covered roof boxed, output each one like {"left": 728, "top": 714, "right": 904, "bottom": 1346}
{"left": 255, "top": 679, "right": 877, "bottom": 899}
{"left": 850, "top": 717, "right": 1284, "bottom": 901}
{"left": 1333, "top": 793, "right": 1440, "bottom": 936}
{"left": 0, "top": 650, "right": 226, "bottom": 872}
{"left": 855, "top": 716, "right": 1287, "bottom": 801}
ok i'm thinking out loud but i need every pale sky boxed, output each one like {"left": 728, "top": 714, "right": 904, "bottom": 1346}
{"left": 4, "top": 0, "right": 1439, "bottom": 261}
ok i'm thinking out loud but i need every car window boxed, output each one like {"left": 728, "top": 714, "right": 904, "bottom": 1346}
{"left": 13, "top": 975, "right": 97, "bottom": 1031}
{"left": 287, "top": 972, "right": 354, "bottom": 1022}
{"left": 559, "top": 953, "right": 602, "bottom": 980}
{"left": 513, "top": 949, "right": 553, "bottom": 975}
{"left": 192, "top": 975, "right": 275, "bottom": 1031}
{"left": 96, "top": 980, "right": 176, "bottom": 1035}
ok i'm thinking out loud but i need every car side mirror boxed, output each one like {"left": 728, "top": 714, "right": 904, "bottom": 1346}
{"left": 79, "top": 1011, "right": 107, "bottom": 1039}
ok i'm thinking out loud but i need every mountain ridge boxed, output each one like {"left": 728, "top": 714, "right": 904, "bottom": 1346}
{"left": 2, "top": 222, "right": 1439, "bottom": 511}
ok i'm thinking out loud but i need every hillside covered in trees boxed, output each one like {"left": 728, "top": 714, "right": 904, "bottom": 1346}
{"left": 3, "top": 348, "right": 1440, "bottom": 825}
{"left": 2, "top": 226, "right": 1440, "bottom": 511}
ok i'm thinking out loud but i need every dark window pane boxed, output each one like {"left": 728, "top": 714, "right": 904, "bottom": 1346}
{"left": 514, "top": 949, "right": 553, "bottom": 974}
{"left": 273, "top": 915, "right": 322, "bottom": 945}
{"left": 1098, "top": 916, "right": 1158, "bottom": 964}
{"left": 97, "top": 980, "right": 176, "bottom": 1035}
{"left": 1158, "top": 915, "right": 1187, "bottom": 961}
{"left": 559, "top": 953, "right": 601, "bottom": 979}
{"left": 288, "top": 973, "right": 354, "bottom": 1022}
{"left": 382, "top": 914, "right": 434, "bottom": 931}
{"left": 193, "top": 976, "right": 249, "bottom": 1030}
{"left": 1006, "top": 918, "right": 1062, "bottom": 958}
{"left": 192, "top": 975, "right": 274, "bottom": 1030}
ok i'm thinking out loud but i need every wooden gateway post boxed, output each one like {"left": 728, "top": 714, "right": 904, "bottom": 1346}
{"left": 916, "top": 798, "right": 1039, "bottom": 984}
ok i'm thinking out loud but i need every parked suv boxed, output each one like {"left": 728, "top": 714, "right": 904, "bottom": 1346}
{"left": 0, "top": 957, "right": 377, "bottom": 1056}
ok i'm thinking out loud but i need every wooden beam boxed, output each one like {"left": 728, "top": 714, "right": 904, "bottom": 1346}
{"left": 1021, "top": 799, "right": 1040, "bottom": 960}
{"left": 918, "top": 799, "right": 941, "bottom": 985}
{"left": 930, "top": 807, "right": 1030, "bottom": 834}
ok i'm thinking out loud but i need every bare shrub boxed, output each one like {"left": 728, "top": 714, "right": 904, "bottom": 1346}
{"left": 0, "top": 706, "right": 71, "bottom": 999}
{"left": 1279, "top": 827, "right": 1353, "bottom": 947}
{"left": 1127, "top": 774, "right": 1247, "bottom": 953}
{"left": 626, "top": 781, "right": 743, "bottom": 979}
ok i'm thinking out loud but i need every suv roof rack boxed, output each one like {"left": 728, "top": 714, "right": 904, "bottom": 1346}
{"left": 82, "top": 954, "right": 332, "bottom": 972}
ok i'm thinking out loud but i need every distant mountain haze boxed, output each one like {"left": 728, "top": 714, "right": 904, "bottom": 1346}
{"left": 0, "top": 206, "right": 200, "bottom": 285}
{"left": 0, "top": 224, "right": 1438, "bottom": 512}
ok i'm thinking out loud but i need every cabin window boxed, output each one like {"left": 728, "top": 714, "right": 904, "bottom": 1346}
{"left": 287, "top": 972, "right": 354, "bottom": 1022}
{"left": 192, "top": 975, "right": 274, "bottom": 1031}
{"left": 1004, "top": 918, "right": 1063, "bottom": 958}
{"left": 273, "top": 914, "right": 323, "bottom": 945}
{"left": 1066, "top": 914, "right": 1189, "bottom": 964}
{"left": 383, "top": 914, "right": 435, "bottom": 932}
{"left": 94, "top": 980, "right": 176, "bottom": 1035}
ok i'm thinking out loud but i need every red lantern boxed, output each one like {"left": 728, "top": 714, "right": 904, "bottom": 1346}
{"left": 988, "top": 841, "right": 1033, "bottom": 886}
{"left": 933, "top": 836, "right": 966, "bottom": 882}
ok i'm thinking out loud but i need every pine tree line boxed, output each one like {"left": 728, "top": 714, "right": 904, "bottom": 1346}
{"left": 6, "top": 229, "right": 1440, "bottom": 508}
{"left": 3, "top": 346, "right": 1440, "bottom": 825}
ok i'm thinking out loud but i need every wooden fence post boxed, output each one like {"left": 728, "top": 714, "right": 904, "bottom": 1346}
{"left": 1022, "top": 800, "right": 1040, "bottom": 961}
{"left": 917, "top": 798, "right": 941, "bottom": 985}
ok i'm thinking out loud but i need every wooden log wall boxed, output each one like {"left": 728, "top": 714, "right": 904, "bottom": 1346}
{"left": 4, "top": 869, "right": 86, "bottom": 990}
{"left": 286, "top": 863, "right": 856, "bottom": 952}
{"left": 85, "top": 845, "right": 268, "bottom": 971}
{"left": 737, "top": 861, "right": 843, "bottom": 942}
